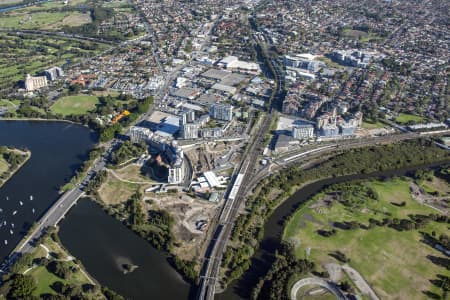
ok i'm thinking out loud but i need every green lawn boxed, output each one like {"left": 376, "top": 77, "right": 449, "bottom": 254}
{"left": 362, "top": 120, "right": 385, "bottom": 130}
{"left": 0, "top": 159, "right": 8, "bottom": 176}
{"left": 21, "top": 236, "right": 94, "bottom": 297}
{"left": 395, "top": 113, "right": 425, "bottom": 124}
{"left": 284, "top": 177, "right": 449, "bottom": 300}
{"left": 28, "top": 266, "right": 67, "bottom": 296}
{"left": 51, "top": 95, "right": 99, "bottom": 116}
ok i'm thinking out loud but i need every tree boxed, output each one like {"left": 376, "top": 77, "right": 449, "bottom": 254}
{"left": 9, "top": 274, "right": 36, "bottom": 299}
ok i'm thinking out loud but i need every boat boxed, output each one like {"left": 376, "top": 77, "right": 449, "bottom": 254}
{"left": 12, "top": 211, "right": 17, "bottom": 216}
{"left": 9, "top": 230, "right": 13, "bottom": 235}
{"left": 4, "top": 240, "right": 7, "bottom": 245}
{"left": 6, "top": 197, "right": 8, "bottom": 201}
{"left": 30, "top": 195, "right": 33, "bottom": 201}
{"left": 11, "top": 223, "right": 14, "bottom": 228}
{"left": 32, "top": 208, "right": 35, "bottom": 214}
{"left": 0, "top": 208, "right": 3, "bottom": 213}
{"left": 19, "top": 201, "right": 23, "bottom": 206}
{"left": 3, "top": 221, "right": 6, "bottom": 225}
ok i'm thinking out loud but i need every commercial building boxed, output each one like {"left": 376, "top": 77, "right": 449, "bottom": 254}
{"left": 166, "top": 142, "right": 185, "bottom": 184}
{"left": 200, "top": 127, "right": 223, "bottom": 138}
{"left": 168, "top": 166, "right": 184, "bottom": 184}
{"left": 44, "top": 67, "right": 64, "bottom": 81}
{"left": 24, "top": 74, "right": 47, "bottom": 91}
{"left": 340, "top": 123, "right": 356, "bottom": 135}
{"left": 179, "top": 122, "right": 200, "bottom": 139}
{"left": 292, "top": 125, "right": 314, "bottom": 139}
{"left": 284, "top": 54, "right": 323, "bottom": 72}
{"left": 209, "top": 103, "right": 233, "bottom": 121}
{"left": 321, "top": 124, "right": 340, "bottom": 137}
{"left": 129, "top": 126, "right": 153, "bottom": 142}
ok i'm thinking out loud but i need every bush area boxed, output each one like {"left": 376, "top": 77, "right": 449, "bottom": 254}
{"left": 220, "top": 139, "right": 450, "bottom": 288}
{"left": 110, "top": 141, "right": 147, "bottom": 166}
{"left": 0, "top": 146, "right": 29, "bottom": 186}
{"left": 251, "top": 243, "right": 315, "bottom": 300}
{"left": 60, "top": 146, "right": 105, "bottom": 192}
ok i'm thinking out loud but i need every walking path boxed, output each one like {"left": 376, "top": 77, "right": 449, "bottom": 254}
{"left": 342, "top": 264, "right": 379, "bottom": 300}
{"left": 107, "top": 168, "right": 155, "bottom": 185}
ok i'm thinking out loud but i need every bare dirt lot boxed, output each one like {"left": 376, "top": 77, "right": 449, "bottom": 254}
{"left": 145, "top": 193, "right": 220, "bottom": 261}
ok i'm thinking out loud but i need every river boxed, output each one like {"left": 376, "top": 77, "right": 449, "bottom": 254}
{"left": 58, "top": 199, "right": 191, "bottom": 300}
{"left": 217, "top": 161, "right": 448, "bottom": 300}
{"left": 0, "top": 120, "right": 192, "bottom": 300}
{"left": 0, "top": 1, "right": 49, "bottom": 13}
{"left": 0, "top": 120, "right": 95, "bottom": 260}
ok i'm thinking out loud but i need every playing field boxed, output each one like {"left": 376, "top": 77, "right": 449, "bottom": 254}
{"left": 395, "top": 113, "right": 425, "bottom": 124}
{"left": 284, "top": 177, "right": 449, "bottom": 300}
{"left": 50, "top": 95, "right": 99, "bottom": 116}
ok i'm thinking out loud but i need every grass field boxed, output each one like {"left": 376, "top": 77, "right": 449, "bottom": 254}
{"left": 18, "top": 235, "right": 95, "bottom": 297}
{"left": 362, "top": 120, "right": 385, "bottom": 129}
{"left": 419, "top": 176, "right": 450, "bottom": 196}
{"left": 50, "top": 95, "right": 99, "bottom": 116}
{"left": 0, "top": 159, "right": 8, "bottom": 176}
{"left": 114, "top": 164, "right": 154, "bottom": 183}
{"left": 284, "top": 177, "right": 449, "bottom": 300}
{"left": 340, "top": 28, "right": 384, "bottom": 43}
{"left": 395, "top": 113, "right": 425, "bottom": 124}
{"left": 98, "top": 172, "right": 139, "bottom": 205}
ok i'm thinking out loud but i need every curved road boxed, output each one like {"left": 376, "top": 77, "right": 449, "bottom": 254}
{"left": 290, "top": 277, "right": 347, "bottom": 300}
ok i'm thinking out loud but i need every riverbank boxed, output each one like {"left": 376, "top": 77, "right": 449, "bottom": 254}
{"left": 0, "top": 147, "right": 31, "bottom": 188}
{"left": 217, "top": 139, "right": 450, "bottom": 298}
{"left": 218, "top": 161, "right": 450, "bottom": 300}
{"left": 0, "top": 117, "right": 80, "bottom": 126}
{"left": 282, "top": 175, "right": 449, "bottom": 299}
{"left": 0, "top": 228, "right": 123, "bottom": 299}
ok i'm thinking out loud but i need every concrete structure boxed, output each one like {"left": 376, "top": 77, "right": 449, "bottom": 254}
{"left": 180, "top": 122, "right": 200, "bottom": 139}
{"left": 200, "top": 127, "right": 223, "bottom": 138}
{"left": 292, "top": 124, "right": 314, "bottom": 139}
{"left": 24, "top": 74, "right": 47, "bottom": 91}
{"left": 284, "top": 54, "right": 323, "bottom": 72}
{"left": 209, "top": 103, "right": 233, "bottom": 121}
{"left": 166, "top": 142, "right": 185, "bottom": 184}
{"left": 129, "top": 126, "right": 153, "bottom": 142}
{"left": 44, "top": 67, "right": 63, "bottom": 81}
{"left": 217, "top": 56, "right": 261, "bottom": 74}
{"left": 321, "top": 124, "right": 340, "bottom": 137}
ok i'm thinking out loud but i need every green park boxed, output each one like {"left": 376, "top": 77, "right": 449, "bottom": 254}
{"left": 50, "top": 95, "right": 99, "bottom": 116}
{"left": 284, "top": 176, "right": 450, "bottom": 299}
